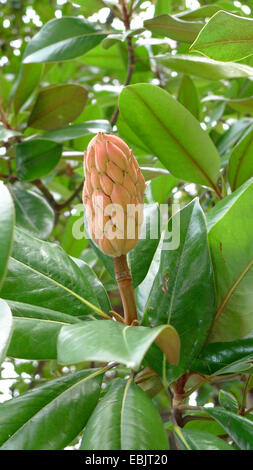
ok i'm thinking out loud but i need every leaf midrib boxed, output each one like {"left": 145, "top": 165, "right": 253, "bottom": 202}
{"left": 10, "top": 256, "right": 106, "bottom": 317}
{"left": 24, "top": 31, "right": 107, "bottom": 62}
{"left": 1, "top": 369, "right": 103, "bottom": 448}
{"left": 214, "top": 258, "right": 253, "bottom": 325}
{"left": 126, "top": 86, "right": 220, "bottom": 194}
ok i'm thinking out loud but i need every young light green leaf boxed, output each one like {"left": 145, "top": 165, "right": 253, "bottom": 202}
{"left": 0, "top": 182, "right": 15, "bottom": 289}
{"left": 190, "top": 11, "right": 253, "bottom": 62}
{"left": 176, "top": 5, "right": 223, "bottom": 20}
{"left": 178, "top": 75, "right": 199, "bottom": 118}
{"left": 57, "top": 320, "right": 180, "bottom": 369}
{"left": 155, "top": 54, "right": 253, "bottom": 80}
{"left": 207, "top": 179, "right": 253, "bottom": 342}
{"left": 144, "top": 14, "right": 202, "bottom": 43}
{"left": 28, "top": 84, "right": 88, "bottom": 130}
{"left": 228, "top": 125, "right": 253, "bottom": 190}
{"left": 23, "top": 17, "right": 107, "bottom": 64}
{"left": 0, "top": 299, "right": 13, "bottom": 364}
{"left": 0, "top": 369, "right": 104, "bottom": 450}
{"left": 16, "top": 139, "right": 62, "bottom": 180}
{"left": 119, "top": 84, "right": 221, "bottom": 193}
{"left": 81, "top": 378, "right": 169, "bottom": 450}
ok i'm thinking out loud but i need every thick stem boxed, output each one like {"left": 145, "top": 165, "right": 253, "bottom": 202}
{"left": 113, "top": 254, "right": 138, "bottom": 325}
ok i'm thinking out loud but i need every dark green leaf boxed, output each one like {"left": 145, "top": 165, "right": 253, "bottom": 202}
{"left": 23, "top": 17, "right": 107, "bottom": 64}
{"left": 0, "top": 183, "right": 15, "bottom": 289}
{"left": 81, "top": 378, "right": 169, "bottom": 450}
{"left": 191, "top": 338, "right": 253, "bottom": 375}
{"left": 0, "top": 299, "right": 13, "bottom": 364}
{"left": 206, "top": 408, "right": 253, "bottom": 450}
{"left": 7, "top": 300, "right": 81, "bottom": 360}
{"left": 10, "top": 184, "right": 54, "bottom": 239}
{"left": 42, "top": 120, "right": 111, "bottom": 142}
{"left": 0, "top": 369, "right": 104, "bottom": 450}
{"left": 219, "top": 390, "right": 239, "bottom": 413}
{"left": 129, "top": 204, "right": 161, "bottom": 288}
{"left": 16, "top": 139, "right": 62, "bottom": 180}
{"left": 175, "top": 427, "right": 232, "bottom": 450}
{"left": 142, "top": 199, "right": 215, "bottom": 382}
{"left": 0, "top": 227, "right": 106, "bottom": 319}
{"left": 11, "top": 64, "right": 42, "bottom": 114}
{"left": 28, "top": 84, "right": 88, "bottom": 130}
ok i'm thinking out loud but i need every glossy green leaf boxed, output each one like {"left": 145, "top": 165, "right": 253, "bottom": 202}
{"left": 155, "top": 0, "right": 171, "bottom": 16}
{"left": 0, "top": 183, "right": 15, "bottom": 289}
{"left": 175, "top": 427, "right": 232, "bottom": 450}
{"left": 58, "top": 320, "right": 180, "bottom": 369}
{"left": 7, "top": 300, "right": 81, "bottom": 360}
{"left": 81, "top": 43, "right": 126, "bottom": 71}
{"left": 190, "top": 338, "right": 253, "bottom": 375}
{"left": 0, "top": 127, "right": 22, "bottom": 142}
{"left": 217, "top": 118, "right": 253, "bottom": 156}
{"left": 227, "top": 97, "right": 253, "bottom": 115}
{"left": 0, "top": 369, "right": 104, "bottom": 450}
{"left": 28, "top": 84, "right": 88, "bottom": 130}
{"left": 10, "top": 184, "right": 54, "bottom": 239}
{"left": 207, "top": 179, "right": 253, "bottom": 342}
{"left": 219, "top": 390, "right": 239, "bottom": 413}
{"left": 11, "top": 64, "right": 42, "bottom": 114}
{"left": 119, "top": 84, "right": 220, "bottom": 191}
{"left": 71, "top": 257, "right": 111, "bottom": 314}
{"left": 206, "top": 408, "right": 253, "bottom": 450}
{"left": 16, "top": 139, "right": 62, "bottom": 180}
{"left": 81, "top": 378, "right": 169, "bottom": 450}
{"left": 42, "top": 120, "right": 111, "bottom": 142}
{"left": 75, "top": 0, "right": 105, "bottom": 15}
{"left": 228, "top": 126, "right": 253, "bottom": 190}
{"left": 178, "top": 75, "right": 199, "bottom": 118}
{"left": 142, "top": 199, "right": 215, "bottom": 382}
{"left": 129, "top": 204, "right": 161, "bottom": 288}
{"left": 155, "top": 54, "right": 253, "bottom": 80}
{"left": 144, "top": 15, "right": 202, "bottom": 43}
{"left": 0, "top": 227, "right": 106, "bottom": 319}
{"left": 23, "top": 17, "right": 107, "bottom": 64}
{"left": 176, "top": 5, "right": 223, "bottom": 20}
{"left": 0, "top": 299, "right": 13, "bottom": 364}
{"left": 190, "top": 11, "right": 253, "bottom": 62}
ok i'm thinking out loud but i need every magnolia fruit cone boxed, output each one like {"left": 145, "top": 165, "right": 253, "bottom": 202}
{"left": 83, "top": 133, "right": 145, "bottom": 257}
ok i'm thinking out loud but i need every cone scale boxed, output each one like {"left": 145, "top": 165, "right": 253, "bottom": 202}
{"left": 83, "top": 133, "right": 145, "bottom": 324}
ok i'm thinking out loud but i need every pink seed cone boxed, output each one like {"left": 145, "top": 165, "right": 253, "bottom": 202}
{"left": 83, "top": 133, "right": 145, "bottom": 257}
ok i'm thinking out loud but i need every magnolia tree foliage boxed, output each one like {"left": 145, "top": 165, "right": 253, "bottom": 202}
{"left": 1, "top": 0, "right": 253, "bottom": 451}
